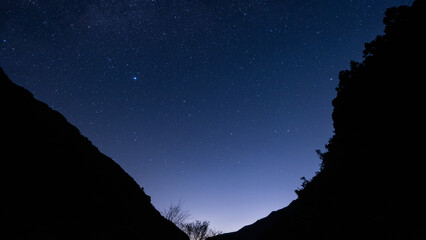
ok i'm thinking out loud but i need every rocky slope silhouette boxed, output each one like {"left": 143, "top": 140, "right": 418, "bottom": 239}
{"left": 209, "top": 1, "right": 425, "bottom": 239}
{"left": 1, "top": 68, "right": 188, "bottom": 239}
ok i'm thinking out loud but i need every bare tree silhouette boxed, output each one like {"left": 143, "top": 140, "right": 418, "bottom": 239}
{"left": 162, "top": 202, "right": 222, "bottom": 240}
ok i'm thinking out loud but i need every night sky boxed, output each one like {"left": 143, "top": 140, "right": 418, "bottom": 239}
{"left": 1, "top": 0, "right": 404, "bottom": 233}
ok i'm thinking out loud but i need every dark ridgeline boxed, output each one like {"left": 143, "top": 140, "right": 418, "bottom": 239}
{"left": 1, "top": 69, "right": 188, "bottom": 239}
{"left": 209, "top": 1, "right": 425, "bottom": 240}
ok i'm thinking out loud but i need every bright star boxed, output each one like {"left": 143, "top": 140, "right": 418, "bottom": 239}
{"left": 133, "top": 76, "right": 137, "bottom": 80}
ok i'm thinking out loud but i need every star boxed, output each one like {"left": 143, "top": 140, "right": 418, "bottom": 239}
{"left": 1, "top": 0, "right": 402, "bottom": 234}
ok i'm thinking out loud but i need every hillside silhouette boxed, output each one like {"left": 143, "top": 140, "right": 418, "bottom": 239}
{"left": 209, "top": 1, "right": 425, "bottom": 239}
{"left": 1, "top": 69, "right": 188, "bottom": 239}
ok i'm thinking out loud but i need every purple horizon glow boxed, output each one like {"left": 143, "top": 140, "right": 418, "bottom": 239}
{"left": 0, "top": 0, "right": 403, "bottom": 233}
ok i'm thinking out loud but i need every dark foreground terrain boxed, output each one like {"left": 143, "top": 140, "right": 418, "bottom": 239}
{"left": 209, "top": 1, "right": 425, "bottom": 239}
{"left": 1, "top": 68, "right": 188, "bottom": 239}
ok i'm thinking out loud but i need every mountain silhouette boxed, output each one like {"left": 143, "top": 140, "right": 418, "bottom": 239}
{"left": 1, "top": 68, "right": 188, "bottom": 239}
{"left": 209, "top": 1, "right": 425, "bottom": 239}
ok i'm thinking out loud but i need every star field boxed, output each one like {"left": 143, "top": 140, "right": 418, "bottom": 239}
{"left": 1, "top": 0, "right": 403, "bottom": 232}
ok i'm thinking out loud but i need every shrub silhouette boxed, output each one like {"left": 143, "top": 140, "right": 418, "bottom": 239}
{"left": 0, "top": 68, "right": 188, "bottom": 239}
{"left": 296, "top": 0, "right": 425, "bottom": 200}
{"left": 209, "top": 1, "right": 426, "bottom": 239}
{"left": 162, "top": 202, "right": 222, "bottom": 240}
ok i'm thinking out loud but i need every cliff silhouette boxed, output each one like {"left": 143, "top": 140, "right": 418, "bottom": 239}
{"left": 209, "top": 1, "right": 425, "bottom": 239}
{"left": 1, "top": 69, "right": 188, "bottom": 239}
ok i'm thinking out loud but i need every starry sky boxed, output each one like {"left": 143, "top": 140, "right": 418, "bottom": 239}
{"left": 1, "top": 0, "right": 405, "bottom": 233}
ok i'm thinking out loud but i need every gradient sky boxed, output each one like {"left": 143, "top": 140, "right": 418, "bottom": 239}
{"left": 1, "top": 0, "right": 405, "bottom": 233}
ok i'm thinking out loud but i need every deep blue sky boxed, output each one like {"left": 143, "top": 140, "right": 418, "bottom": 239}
{"left": 1, "top": 0, "right": 404, "bottom": 233}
